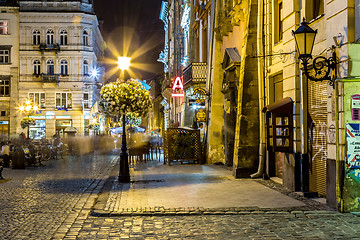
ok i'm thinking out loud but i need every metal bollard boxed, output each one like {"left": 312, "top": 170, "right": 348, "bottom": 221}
{"left": 0, "top": 165, "right": 3, "bottom": 179}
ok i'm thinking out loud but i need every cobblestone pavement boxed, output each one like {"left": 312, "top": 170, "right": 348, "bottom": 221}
{"left": 76, "top": 211, "right": 360, "bottom": 240}
{"left": 0, "top": 153, "right": 117, "bottom": 240}
{"left": 2, "top": 153, "right": 360, "bottom": 240}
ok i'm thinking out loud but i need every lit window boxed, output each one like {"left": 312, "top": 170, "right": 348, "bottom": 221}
{"left": 0, "top": 21, "right": 8, "bottom": 35}
{"left": 47, "top": 59, "right": 54, "bottom": 75}
{"left": 59, "top": 29, "right": 67, "bottom": 45}
{"left": 83, "top": 60, "right": 89, "bottom": 75}
{"left": 56, "top": 92, "right": 72, "bottom": 109}
{"left": 0, "top": 78, "right": 9, "bottom": 97}
{"left": 0, "top": 49, "right": 9, "bottom": 63}
{"left": 46, "top": 29, "right": 54, "bottom": 45}
{"left": 33, "top": 29, "right": 40, "bottom": 45}
{"left": 29, "top": 92, "right": 45, "bottom": 109}
{"left": 33, "top": 59, "right": 41, "bottom": 75}
{"left": 60, "top": 59, "right": 68, "bottom": 75}
{"left": 83, "top": 30, "right": 89, "bottom": 46}
{"left": 83, "top": 92, "right": 89, "bottom": 109}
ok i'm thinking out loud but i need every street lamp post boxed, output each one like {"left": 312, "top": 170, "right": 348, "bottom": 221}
{"left": 19, "top": 100, "right": 39, "bottom": 138}
{"left": 117, "top": 56, "right": 131, "bottom": 183}
{"left": 292, "top": 18, "right": 338, "bottom": 196}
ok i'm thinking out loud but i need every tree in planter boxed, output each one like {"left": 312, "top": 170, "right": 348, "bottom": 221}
{"left": 99, "top": 79, "right": 152, "bottom": 182}
{"left": 20, "top": 117, "right": 36, "bottom": 138}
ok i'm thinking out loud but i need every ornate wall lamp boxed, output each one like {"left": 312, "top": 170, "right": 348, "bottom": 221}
{"left": 292, "top": 19, "right": 337, "bottom": 88}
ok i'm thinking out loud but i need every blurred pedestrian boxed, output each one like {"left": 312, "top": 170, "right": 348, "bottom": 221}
{"left": 0, "top": 141, "right": 10, "bottom": 167}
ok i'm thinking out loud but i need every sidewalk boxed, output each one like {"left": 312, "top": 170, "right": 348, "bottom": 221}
{"left": 92, "top": 153, "right": 332, "bottom": 216}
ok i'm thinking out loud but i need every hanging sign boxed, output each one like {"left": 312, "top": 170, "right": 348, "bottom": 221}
{"left": 172, "top": 76, "right": 184, "bottom": 97}
{"left": 193, "top": 88, "right": 207, "bottom": 104}
{"left": 195, "top": 108, "right": 206, "bottom": 122}
{"left": 346, "top": 123, "right": 360, "bottom": 169}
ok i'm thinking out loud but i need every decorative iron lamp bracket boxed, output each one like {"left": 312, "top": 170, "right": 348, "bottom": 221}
{"left": 300, "top": 49, "right": 337, "bottom": 88}
{"left": 293, "top": 19, "right": 338, "bottom": 89}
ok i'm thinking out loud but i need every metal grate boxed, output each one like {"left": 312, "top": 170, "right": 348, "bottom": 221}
{"left": 308, "top": 80, "right": 327, "bottom": 197}
{"left": 164, "top": 128, "right": 201, "bottom": 165}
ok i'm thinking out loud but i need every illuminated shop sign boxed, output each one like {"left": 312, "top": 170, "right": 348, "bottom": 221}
{"left": 172, "top": 76, "right": 184, "bottom": 97}
{"left": 0, "top": 121, "right": 9, "bottom": 124}
{"left": 55, "top": 115, "right": 71, "bottom": 119}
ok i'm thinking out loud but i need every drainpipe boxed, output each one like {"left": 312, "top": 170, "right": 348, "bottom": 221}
{"left": 204, "top": 0, "right": 217, "bottom": 163}
{"left": 251, "top": 0, "right": 266, "bottom": 178}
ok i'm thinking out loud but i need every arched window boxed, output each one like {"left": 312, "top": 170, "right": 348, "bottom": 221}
{"left": 59, "top": 29, "right": 67, "bottom": 45}
{"left": 60, "top": 59, "right": 68, "bottom": 75}
{"left": 46, "top": 29, "right": 54, "bottom": 45}
{"left": 33, "top": 29, "right": 40, "bottom": 45}
{"left": 33, "top": 59, "right": 41, "bottom": 75}
{"left": 47, "top": 59, "right": 54, "bottom": 75}
{"left": 83, "top": 60, "right": 89, "bottom": 75}
{"left": 83, "top": 30, "right": 89, "bottom": 46}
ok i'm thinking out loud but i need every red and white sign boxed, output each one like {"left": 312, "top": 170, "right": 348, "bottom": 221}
{"left": 172, "top": 76, "right": 184, "bottom": 97}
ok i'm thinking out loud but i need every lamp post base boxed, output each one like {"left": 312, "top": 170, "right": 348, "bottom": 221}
{"left": 118, "top": 175, "right": 130, "bottom": 183}
{"left": 118, "top": 114, "right": 130, "bottom": 183}
{"left": 119, "top": 151, "right": 130, "bottom": 183}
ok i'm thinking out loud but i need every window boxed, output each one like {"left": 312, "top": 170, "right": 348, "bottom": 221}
{"left": 59, "top": 29, "right": 67, "bottom": 45}
{"left": 0, "top": 48, "right": 9, "bottom": 63}
{"left": 46, "top": 59, "right": 54, "bottom": 75}
{"left": 0, "top": 111, "right": 6, "bottom": 117}
{"left": 60, "top": 59, "right": 68, "bottom": 75}
{"left": 83, "top": 92, "right": 89, "bottom": 109}
{"left": 33, "top": 30, "right": 40, "bottom": 45}
{"left": 0, "top": 78, "right": 9, "bottom": 97}
{"left": 271, "top": 73, "right": 283, "bottom": 104}
{"left": 306, "top": 0, "right": 324, "bottom": 20}
{"left": 46, "top": 29, "right": 54, "bottom": 45}
{"left": 33, "top": 59, "right": 41, "bottom": 75}
{"left": 83, "top": 30, "right": 89, "bottom": 46}
{"left": 274, "top": 0, "right": 283, "bottom": 43}
{"left": 56, "top": 92, "right": 72, "bottom": 109}
{"left": 312, "top": 0, "right": 324, "bottom": 20}
{"left": 0, "top": 21, "right": 8, "bottom": 35}
{"left": 83, "top": 60, "right": 89, "bottom": 75}
{"left": 29, "top": 92, "right": 45, "bottom": 109}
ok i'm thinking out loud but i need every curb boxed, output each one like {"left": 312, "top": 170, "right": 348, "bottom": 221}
{"left": 90, "top": 207, "right": 340, "bottom": 217}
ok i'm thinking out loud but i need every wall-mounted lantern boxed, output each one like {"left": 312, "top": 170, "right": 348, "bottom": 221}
{"left": 292, "top": 18, "right": 337, "bottom": 87}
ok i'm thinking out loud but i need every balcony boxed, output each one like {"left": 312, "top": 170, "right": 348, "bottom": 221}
{"left": 183, "top": 62, "right": 207, "bottom": 87}
{"left": 39, "top": 43, "right": 60, "bottom": 52}
{"left": 42, "top": 74, "right": 59, "bottom": 84}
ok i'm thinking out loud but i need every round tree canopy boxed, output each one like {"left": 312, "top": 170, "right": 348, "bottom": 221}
{"left": 99, "top": 79, "right": 152, "bottom": 117}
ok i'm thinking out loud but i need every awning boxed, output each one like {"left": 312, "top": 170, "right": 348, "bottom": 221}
{"left": 64, "top": 126, "right": 78, "bottom": 133}
{"left": 265, "top": 97, "right": 293, "bottom": 114}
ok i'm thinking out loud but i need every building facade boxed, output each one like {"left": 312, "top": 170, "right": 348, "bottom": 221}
{"left": 16, "top": 0, "right": 104, "bottom": 139}
{"left": 0, "top": 0, "right": 19, "bottom": 138}
{"left": 160, "top": 0, "right": 360, "bottom": 212}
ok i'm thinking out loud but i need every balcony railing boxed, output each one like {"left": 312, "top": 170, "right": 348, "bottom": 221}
{"left": 42, "top": 74, "right": 59, "bottom": 83}
{"left": 39, "top": 43, "right": 60, "bottom": 51}
{"left": 183, "top": 62, "right": 207, "bottom": 86}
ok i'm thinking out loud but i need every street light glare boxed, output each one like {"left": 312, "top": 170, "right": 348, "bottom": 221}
{"left": 33, "top": 105, "right": 39, "bottom": 111}
{"left": 117, "top": 56, "right": 131, "bottom": 70}
{"left": 19, "top": 106, "right": 25, "bottom": 111}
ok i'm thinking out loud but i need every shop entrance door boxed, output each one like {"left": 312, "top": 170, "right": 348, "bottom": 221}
{"left": 56, "top": 119, "right": 72, "bottom": 137}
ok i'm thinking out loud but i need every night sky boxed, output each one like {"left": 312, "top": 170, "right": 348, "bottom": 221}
{"left": 93, "top": 0, "right": 164, "bottom": 80}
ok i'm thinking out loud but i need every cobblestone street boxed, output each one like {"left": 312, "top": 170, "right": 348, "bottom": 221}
{"left": 76, "top": 211, "right": 360, "bottom": 240}
{"left": 1, "top": 154, "right": 360, "bottom": 240}
{"left": 0, "top": 153, "right": 117, "bottom": 240}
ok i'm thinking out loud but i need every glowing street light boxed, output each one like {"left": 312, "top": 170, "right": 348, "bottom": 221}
{"left": 117, "top": 56, "right": 131, "bottom": 70}
{"left": 19, "top": 99, "right": 39, "bottom": 138}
